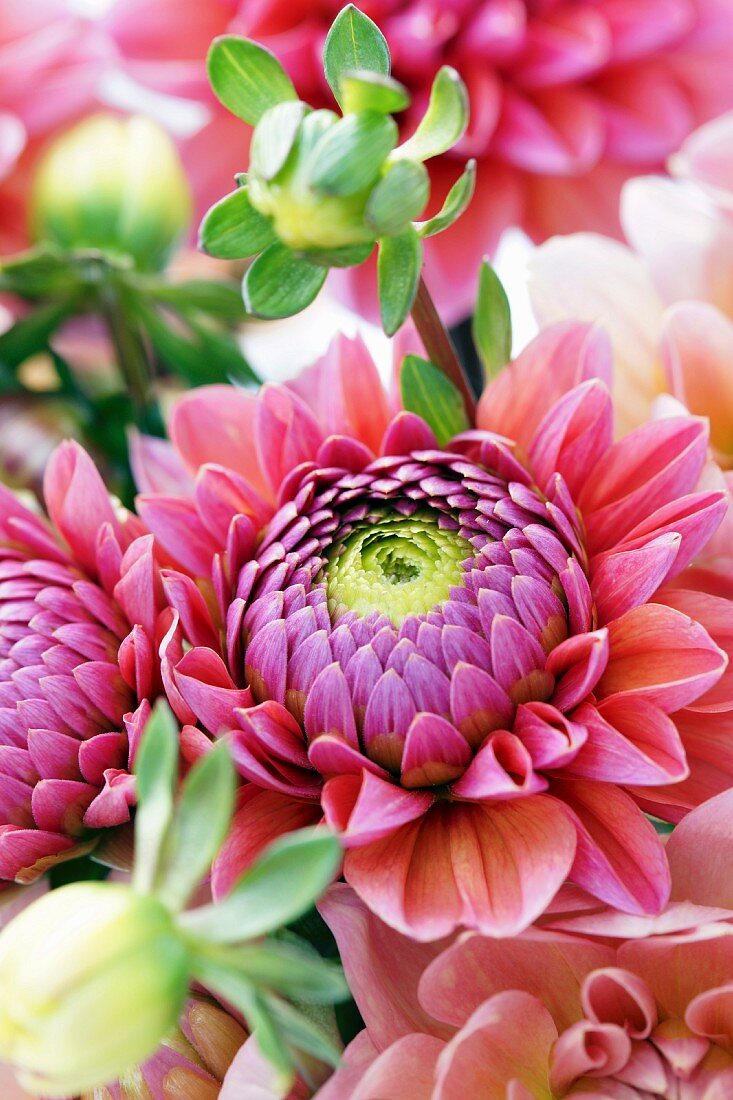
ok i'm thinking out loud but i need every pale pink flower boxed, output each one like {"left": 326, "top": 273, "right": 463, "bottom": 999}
{"left": 0, "top": 442, "right": 166, "bottom": 882}
{"left": 308, "top": 787, "right": 733, "bottom": 1098}
{"left": 103, "top": 0, "right": 733, "bottom": 322}
{"left": 134, "top": 328, "right": 733, "bottom": 941}
{"left": 0, "top": 0, "right": 109, "bottom": 254}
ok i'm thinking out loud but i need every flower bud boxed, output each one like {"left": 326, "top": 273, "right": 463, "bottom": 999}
{"left": 0, "top": 883, "right": 192, "bottom": 1097}
{"left": 31, "top": 114, "right": 192, "bottom": 271}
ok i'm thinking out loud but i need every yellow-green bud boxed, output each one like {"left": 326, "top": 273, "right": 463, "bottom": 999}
{"left": 0, "top": 883, "right": 191, "bottom": 1097}
{"left": 31, "top": 114, "right": 192, "bottom": 271}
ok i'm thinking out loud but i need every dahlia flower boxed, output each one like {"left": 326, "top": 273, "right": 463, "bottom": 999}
{"left": 135, "top": 326, "right": 733, "bottom": 941}
{"left": 528, "top": 109, "right": 733, "bottom": 442}
{"left": 0, "top": 441, "right": 165, "bottom": 882}
{"left": 104, "top": 0, "right": 733, "bottom": 321}
{"left": 310, "top": 787, "right": 733, "bottom": 1099}
{"left": 0, "top": 0, "right": 108, "bottom": 254}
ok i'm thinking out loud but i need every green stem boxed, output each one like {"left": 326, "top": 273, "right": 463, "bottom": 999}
{"left": 410, "top": 276, "right": 476, "bottom": 420}
{"left": 99, "top": 281, "right": 155, "bottom": 418}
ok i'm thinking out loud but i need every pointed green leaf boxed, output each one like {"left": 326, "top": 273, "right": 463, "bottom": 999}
{"left": 250, "top": 100, "right": 308, "bottom": 181}
{"left": 416, "top": 159, "right": 476, "bottom": 238}
{"left": 393, "top": 66, "right": 468, "bottom": 162}
{"left": 132, "top": 700, "right": 179, "bottom": 895}
{"left": 308, "top": 112, "right": 397, "bottom": 196}
{"left": 377, "top": 226, "right": 422, "bottom": 336}
{"left": 204, "top": 941, "right": 348, "bottom": 1004}
{"left": 323, "top": 5, "right": 390, "bottom": 105}
{"left": 179, "top": 828, "right": 342, "bottom": 944}
{"left": 267, "top": 996, "right": 343, "bottom": 1068}
{"left": 473, "top": 259, "right": 512, "bottom": 379}
{"left": 243, "top": 242, "right": 327, "bottom": 319}
{"left": 340, "top": 70, "right": 410, "bottom": 115}
{"left": 207, "top": 35, "right": 297, "bottom": 124}
{"left": 366, "top": 160, "right": 429, "bottom": 236}
{"left": 0, "top": 246, "right": 76, "bottom": 299}
{"left": 140, "top": 278, "right": 246, "bottom": 322}
{"left": 198, "top": 186, "right": 275, "bottom": 259}
{"left": 400, "top": 353, "right": 470, "bottom": 446}
{"left": 299, "top": 242, "right": 374, "bottom": 268}
{"left": 133, "top": 299, "right": 257, "bottom": 385}
{"left": 157, "top": 741, "right": 237, "bottom": 911}
{"left": 0, "top": 298, "right": 79, "bottom": 369}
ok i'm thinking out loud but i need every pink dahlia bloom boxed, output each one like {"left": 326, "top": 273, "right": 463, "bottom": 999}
{"left": 134, "top": 328, "right": 733, "bottom": 942}
{"left": 309, "top": 788, "right": 733, "bottom": 1098}
{"left": 0, "top": 0, "right": 108, "bottom": 254}
{"left": 0, "top": 442, "right": 166, "bottom": 882}
{"left": 103, "top": 0, "right": 733, "bottom": 322}
{"left": 529, "top": 109, "right": 733, "bottom": 442}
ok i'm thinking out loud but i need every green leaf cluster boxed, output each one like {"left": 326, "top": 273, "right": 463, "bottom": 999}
{"left": 202, "top": 4, "right": 476, "bottom": 335}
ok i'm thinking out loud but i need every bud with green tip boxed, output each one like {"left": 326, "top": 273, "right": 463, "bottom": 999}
{"left": 0, "top": 883, "right": 190, "bottom": 1097}
{"left": 200, "top": 4, "right": 476, "bottom": 334}
{"left": 31, "top": 113, "right": 192, "bottom": 272}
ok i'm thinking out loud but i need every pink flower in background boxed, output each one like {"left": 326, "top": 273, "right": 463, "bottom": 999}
{"left": 309, "top": 788, "right": 733, "bottom": 1098}
{"left": 529, "top": 109, "right": 733, "bottom": 444}
{"left": 0, "top": 0, "right": 109, "bottom": 254}
{"left": 104, "top": 0, "right": 733, "bottom": 321}
{"left": 0, "top": 442, "right": 166, "bottom": 883}
{"left": 135, "top": 329, "right": 733, "bottom": 942}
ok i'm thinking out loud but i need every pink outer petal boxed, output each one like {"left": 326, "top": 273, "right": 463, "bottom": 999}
{"left": 591, "top": 533, "right": 681, "bottom": 624}
{"left": 476, "top": 322, "right": 611, "bottom": 453}
{"left": 254, "top": 384, "right": 324, "bottom": 500}
{"left": 666, "top": 788, "right": 733, "bottom": 909}
{"left": 419, "top": 928, "right": 614, "bottom": 1033}
{"left": 43, "top": 441, "right": 122, "bottom": 576}
{"left": 528, "top": 379, "right": 613, "bottom": 499}
{"left": 433, "top": 991, "right": 557, "bottom": 1100}
{"left": 127, "top": 429, "right": 194, "bottom": 497}
{"left": 685, "top": 982, "right": 733, "bottom": 1049}
{"left": 598, "top": 603, "right": 727, "bottom": 713}
{"left": 173, "top": 647, "right": 252, "bottom": 736}
{"left": 551, "top": 781, "right": 670, "bottom": 915}
{"left": 341, "top": 796, "right": 576, "bottom": 941}
{"left": 318, "top": 884, "right": 453, "bottom": 1048}
{"left": 343, "top": 1034, "right": 442, "bottom": 1100}
{"left": 544, "top": 900, "right": 733, "bottom": 941}
{"left": 211, "top": 787, "right": 322, "bottom": 900}
{"left": 221, "top": 1034, "right": 311, "bottom": 1100}
{"left": 655, "top": 586, "right": 733, "bottom": 713}
{"left": 580, "top": 968, "right": 658, "bottom": 1038}
{"left": 322, "top": 772, "right": 433, "bottom": 847}
{"left": 313, "top": 1031, "right": 380, "bottom": 1100}
{"left": 549, "top": 1018, "right": 631, "bottom": 1095}
{"left": 169, "top": 385, "right": 271, "bottom": 500}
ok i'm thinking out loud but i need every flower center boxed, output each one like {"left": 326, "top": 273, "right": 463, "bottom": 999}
{"left": 324, "top": 511, "right": 472, "bottom": 626}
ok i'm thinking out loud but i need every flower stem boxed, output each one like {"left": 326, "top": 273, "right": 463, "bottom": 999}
{"left": 99, "top": 282, "right": 155, "bottom": 420}
{"left": 411, "top": 276, "right": 477, "bottom": 420}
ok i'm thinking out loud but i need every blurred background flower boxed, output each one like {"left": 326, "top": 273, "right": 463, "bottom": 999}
{"left": 103, "top": 0, "right": 733, "bottom": 322}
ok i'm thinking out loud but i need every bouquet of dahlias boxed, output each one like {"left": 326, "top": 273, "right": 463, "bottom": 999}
{"left": 1, "top": 2, "right": 733, "bottom": 1098}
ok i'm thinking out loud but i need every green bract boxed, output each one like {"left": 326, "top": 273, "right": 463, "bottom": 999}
{"left": 201, "top": 3, "right": 473, "bottom": 334}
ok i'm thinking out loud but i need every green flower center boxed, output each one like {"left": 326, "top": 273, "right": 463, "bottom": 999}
{"left": 325, "top": 511, "right": 472, "bottom": 625}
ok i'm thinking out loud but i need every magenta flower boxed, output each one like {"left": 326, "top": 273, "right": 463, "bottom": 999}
{"left": 135, "top": 328, "right": 733, "bottom": 942}
{"left": 0, "top": 442, "right": 165, "bottom": 882}
{"left": 104, "top": 0, "right": 733, "bottom": 320}
{"left": 0, "top": 0, "right": 108, "bottom": 254}
{"left": 309, "top": 787, "right": 733, "bottom": 1098}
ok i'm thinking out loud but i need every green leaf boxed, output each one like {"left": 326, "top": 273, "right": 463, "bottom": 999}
{"left": 400, "top": 353, "right": 470, "bottom": 446}
{"left": 140, "top": 278, "right": 247, "bottom": 322}
{"left": 204, "top": 941, "right": 349, "bottom": 1004}
{"left": 0, "top": 298, "right": 79, "bottom": 369}
{"left": 132, "top": 700, "right": 179, "bottom": 896}
{"left": 377, "top": 226, "right": 422, "bottom": 336}
{"left": 267, "top": 996, "right": 343, "bottom": 1068}
{"left": 207, "top": 35, "right": 297, "bottom": 124}
{"left": 198, "top": 186, "right": 275, "bottom": 260}
{"left": 416, "top": 159, "right": 476, "bottom": 238}
{"left": 157, "top": 741, "right": 237, "bottom": 911}
{"left": 299, "top": 242, "right": 373, "bottom": 268}
{"left": 393, "top": 66, "right": 468, "bottom": 162}
{"left": 365, "top": 160, "right": 429, "bottom": 237}
{"left": 243, "top": 242, "right": 327, "bottom": 319}
{"left": 340, "top": 70, "right": 410, "bottom": 115}
{"left": 0, "top": 246, "right": 78, "bottom": 300}
{"left": 251, "top": 100, "right": 308, "bottom": 181}
{"left": 133, "top": 299, "right": 256, "bottom": 386}
{"left": 180, "top": 828, "right": 342, "bottom": 944}
{"left": 472, "top": 259, "right": 512, "bottom": 380}
{"left": 308, "top": 111, "right": 397, "bottom": 196}
{"left": 323, "top": 5, "right": 390, "bottom": 105}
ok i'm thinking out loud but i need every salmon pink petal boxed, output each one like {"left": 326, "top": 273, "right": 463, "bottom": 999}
{"left": 309, "top": 735, "right": 386, "bottom": 780}
{"left": 548, "top": 629, "right": 609, "bottom": 710}
{"left": 342, "top": 796, "right": 576, "bottom": 940}
{"left": 619, "top": 926, "right": 733, "bottom": 1022}
{"left": 136, "top": 495, "right": 220, "bottom": 576}
{"left": 513, "top": 701, "right": 587, "bottom": 769}
{"left": 477, "top": 322, "right": 611, "bottom": 451}
{"left": 581, "top": 967, "right": 657, "bottom": 1038}
{"left": 401, "top": 713, "right": 472, "bottom": 788}
{"left": 83, "top": 769, "right": 136, "bottom": 829}
{"left": 310, "top": 1032, "right": 380, "bottom": 1100}
{"left": 419, "top": 928, "right": 614, "bottom": 1033}
{"left": 128, "top": 430, "right": 194, "bottom": 497}
{"left": 450, "top": 731, "right": 547, "bottom": 799}
{"left": 195, "top": 464, "right": 273, "bottom": 546}
{"left": 255, "top": 384, "right": 323, "bottom": 500}
{"left": 685, "top": 983, "right": 733, "bottom": 1048}
{"left": 161, "top": 569, "right": 219, "bottom": 651}
{"left": 562, "top": 698, "right": 688, "bottom": 785}
{"left": 43, "top": 442, "right": 121, "bottom": 576}
{"left": 322, "top": 772, "right": 433, "bottom": 847}
{"left": 591, "top": 534, "right": 681, "bottom": 623}
{"left": 434, "top": 991, "right": 557, "bottom": 1100}
{"left": 667, "top": 788, "right": 733, "bottom": 909}
{"left": 231, "top": 699, "right": 321, "bottom": 798}
{"left": 656, "top": 587, "right": 733, "bottom": 713}
{"left": 529, "top": 379, "right": 613, "bottom": 497}
{"left": 550, "top": 1018, "right": 631, "bottom": 1094}
{"left": 598, "top": 603, "right": 726, "bottom": 712}
{"left": 211, "top": 787, "right": 322, "bottom": 899}
{"left": 553, "top": 779, "right": 670, "bottom": 914}
{"left": 348, "top": 1035, "right": 442, "bottom": 1100}
{"left": 318, "top": 883, "right": 453, "bottom": 1046}
{"left": 173, "top": 647, "right": 252, "bottom": 735}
